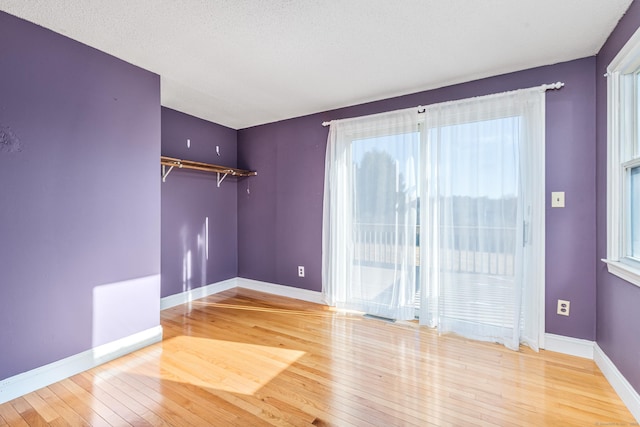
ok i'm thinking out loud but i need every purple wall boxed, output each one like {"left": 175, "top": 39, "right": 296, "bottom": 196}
{"left": 238, "top": 58, "right": 598, "bottom": 340}
{"left": 237, "top": 115, "right": 326, "bottom": 289}
{"left": 161, "top": 108, "right": 239, "bottom": 298}
{"left": 596, "top": 0, "right": 640, "bottom": 393}
{"left": 0, "top": 12, "right": 161, "bottom": 380}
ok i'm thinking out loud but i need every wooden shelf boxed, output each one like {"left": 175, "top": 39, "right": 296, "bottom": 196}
{"left": 161, "top": 155, "right": 257, "bottom": 187}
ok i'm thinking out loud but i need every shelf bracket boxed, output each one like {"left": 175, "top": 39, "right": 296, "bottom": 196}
{"left": 162, "top": 164, "right": 175, "bottom": 182}
{"left": 216, "top": 172, "right": 229, "bottom": 187}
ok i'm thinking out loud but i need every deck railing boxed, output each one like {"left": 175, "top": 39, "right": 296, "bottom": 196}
{"left": 353, "top": 223, "right": 516, "bottom": 276}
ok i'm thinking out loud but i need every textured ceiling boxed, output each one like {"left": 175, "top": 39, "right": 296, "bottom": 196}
{"left": 0, "top": 0, "right": 633, "bottom": 129}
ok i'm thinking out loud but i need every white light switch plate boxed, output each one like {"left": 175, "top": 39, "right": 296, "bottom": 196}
{"left": 551, "top": 191, "right": 565, "bottom": 208}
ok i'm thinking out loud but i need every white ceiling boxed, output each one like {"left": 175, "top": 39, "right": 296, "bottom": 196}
{"left": 0, "top": 0, "right": 633, "bottom": 129}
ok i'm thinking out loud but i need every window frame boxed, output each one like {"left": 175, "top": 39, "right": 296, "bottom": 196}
{"left": 605, "top": 26, "right": 640, "bottom": 288}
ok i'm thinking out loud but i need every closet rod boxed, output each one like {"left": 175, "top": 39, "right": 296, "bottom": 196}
{"left": 161, "top": 155, "right": 257, "bottom": 187}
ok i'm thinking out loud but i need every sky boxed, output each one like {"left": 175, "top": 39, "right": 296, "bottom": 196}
{"left": 351, "top": 116, "right": 520, "bottom": 199}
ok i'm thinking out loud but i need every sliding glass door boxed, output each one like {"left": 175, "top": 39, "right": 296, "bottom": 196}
{"left": 323, "top": 88, "right": 544, "bottom": 349}
{"left": 322, "top": 110, "right": 420, "bottom": 320}
{"left": 419, "top": 90, "right": 544, "bottom": 350}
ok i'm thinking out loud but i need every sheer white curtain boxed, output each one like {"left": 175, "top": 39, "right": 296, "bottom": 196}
{"left": 322, "top": 108, "right": 420, "bottom": 320}
{"left": 419, "top": 89, "right": 545, "bottom": 350}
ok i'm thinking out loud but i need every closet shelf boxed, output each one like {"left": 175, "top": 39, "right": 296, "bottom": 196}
{"left": 161, "top": 155, "right": 257, "bottom": 187}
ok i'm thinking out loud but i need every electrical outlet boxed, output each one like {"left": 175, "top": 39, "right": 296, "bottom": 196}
{"left": 298, "top": 266, "right": 305, "bottom": 277}
{"left": 557, "top": 299, "right": 570, "bottom": 316}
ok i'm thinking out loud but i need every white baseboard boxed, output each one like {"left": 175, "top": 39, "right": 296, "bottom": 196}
{"left": 160, "top": 277, "right": 324, "bottom": 309}
{"left": 236, "top": 277, "right": 324, "bottom": 304}
{"left": 160, "top": 278, "right": 238, "bottom": 310}
{"left": 0, "top": 325, "right": 162, "bottom": 405}
{"left": 594, "top": 344, "right": 640, "bottom": 423}
{"left": 544, "top": 333, "right": 595, "bottom": 359}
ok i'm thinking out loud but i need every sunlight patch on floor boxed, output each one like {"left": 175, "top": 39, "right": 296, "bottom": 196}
{"left": 152, "top": 336, "right": 305, "bottom": 395}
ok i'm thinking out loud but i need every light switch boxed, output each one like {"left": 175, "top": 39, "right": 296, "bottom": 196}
{"left": 551, "top": 191, "right": 565, "bottom": 208}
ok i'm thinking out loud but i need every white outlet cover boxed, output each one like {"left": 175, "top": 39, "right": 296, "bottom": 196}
{"left": 557, "top": 299, "right": 570, "bottom": 316}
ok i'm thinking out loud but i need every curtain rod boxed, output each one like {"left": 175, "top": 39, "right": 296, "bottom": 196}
{"left": 321, "top": 81, "right": 565, "bottom": 127}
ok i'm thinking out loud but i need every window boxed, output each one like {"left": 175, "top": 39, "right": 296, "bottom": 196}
{"left": 605, "top": 27, "right": 640, "bottom": 287}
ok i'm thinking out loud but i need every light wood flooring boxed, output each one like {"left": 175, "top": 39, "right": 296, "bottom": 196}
{"left": 0, "top": 288, "right": 635, "bottom": 426}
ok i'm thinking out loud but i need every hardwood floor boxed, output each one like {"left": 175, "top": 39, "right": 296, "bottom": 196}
{"left": 0, "top": 288, "right": 635, "bottom": 426}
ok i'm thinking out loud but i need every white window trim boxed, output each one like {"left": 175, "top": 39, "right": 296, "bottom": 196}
{"left": 603, "top": 259, "right": 640, "bottom": 286}
{"left": 604, "top": 26, "right": 640, "bottom": 289}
